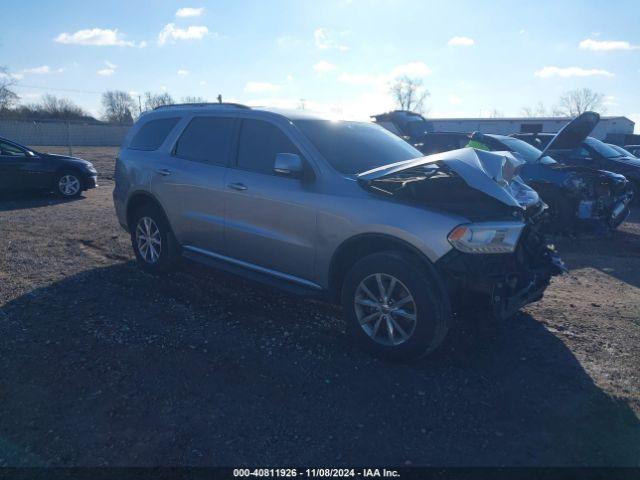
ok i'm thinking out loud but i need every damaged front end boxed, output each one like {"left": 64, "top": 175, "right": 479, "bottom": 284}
{"left": 358, "top": 148, "right": 565, "bottom": 319}
{"left": 559, "top": 168, "right": 633, "bottom": 232}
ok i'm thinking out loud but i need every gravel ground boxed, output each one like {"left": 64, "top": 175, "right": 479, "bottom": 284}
{"left": 0, "top": 146, "right": 638, "bottom": 467}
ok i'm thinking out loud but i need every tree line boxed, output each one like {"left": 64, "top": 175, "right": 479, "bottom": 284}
{"left": 1, "top": 62, "right": 609, "bottom": 124}
{"left": 1, "top": 68, "right": 207, "bottom": 124}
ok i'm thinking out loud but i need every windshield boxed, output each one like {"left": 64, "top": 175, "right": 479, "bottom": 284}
{"left": 584, "top": 137, "right": 622, "bottom": 158}
{"left": 609, "top": 144, "right": 634, "bottom": 157}
{"left": 499, "top": 137, "right": 557, "bottom": 165}
{"left": 294, "top": 119, "right": 422, "bottom": 174}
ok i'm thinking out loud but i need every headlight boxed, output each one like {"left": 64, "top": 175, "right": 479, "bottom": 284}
{"left": 447, "top": 221, "right": 525, "bottom": 254}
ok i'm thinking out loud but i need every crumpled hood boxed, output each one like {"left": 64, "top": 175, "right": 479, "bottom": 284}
{"left": 358, "top": 147, "right": 539, "bottom": 209}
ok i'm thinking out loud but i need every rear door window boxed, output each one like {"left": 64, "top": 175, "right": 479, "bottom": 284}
{"left": 236, "top": 119, "right": 301, "bottom": 174}
{"left": 174, "top": 117, "right": 236, "bottom": 165}
{"left": 129, "top": 117, "right": 180, "bottom": 151}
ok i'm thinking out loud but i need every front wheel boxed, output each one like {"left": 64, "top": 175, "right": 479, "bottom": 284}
{"left": 341, "top": 251, "right": 451, "bottom": 361}
{"left": 55, "top": 170, "right": 83, "bottom": 198}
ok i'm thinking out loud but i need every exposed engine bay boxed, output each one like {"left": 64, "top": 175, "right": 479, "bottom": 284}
{"left": 555, "top": 169, "right": 633, "bottom": 230}
{"left": 358, "top": 148, "right": 566, "bottom": 318}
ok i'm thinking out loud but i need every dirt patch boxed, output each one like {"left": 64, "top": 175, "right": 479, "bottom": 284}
{"left": 0, "top": 147, "right": 638, "bottom": 466}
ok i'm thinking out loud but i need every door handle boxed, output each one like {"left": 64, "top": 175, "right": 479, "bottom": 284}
{"left": 155, "top": 168, "right": 172, "bottom": 176}
{"left": 227, "top": 182, "right": 248, "bottom": 191}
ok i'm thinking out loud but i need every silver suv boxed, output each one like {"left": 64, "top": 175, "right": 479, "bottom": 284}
{"left": 114, "top": 104, "right": 563, "bottom": 360}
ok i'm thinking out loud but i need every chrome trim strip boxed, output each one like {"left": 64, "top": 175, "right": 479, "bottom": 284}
{"left": 183, "top": 245, "right": 322, "bottom": 290}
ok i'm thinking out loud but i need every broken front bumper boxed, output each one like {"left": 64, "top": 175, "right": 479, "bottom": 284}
{"left": 575, "top": 185, "right": 633, "bottom": 231}
{"left": 436, "top": 226, "right": 565, "bottom": 319}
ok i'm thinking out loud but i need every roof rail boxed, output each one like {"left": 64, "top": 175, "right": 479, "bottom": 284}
{"left": 153, "top": 102, "right": 251, "bottom": 110}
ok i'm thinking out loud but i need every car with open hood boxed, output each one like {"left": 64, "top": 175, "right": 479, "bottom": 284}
{"left": 513, "top": 112, "right": 640, "bottom": 200}
{"left": 114, "top": 104, "right": 564, "bottom": 360}
{"left": 373, "top": 111, "right": 633, "bottom": 233}
{"left": 0, "top": 136, "right": 98, "bottom": 198}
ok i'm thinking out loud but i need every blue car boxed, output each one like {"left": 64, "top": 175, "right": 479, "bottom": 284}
{"left": 373, "top": 111, "right": 633, "bottom": 233}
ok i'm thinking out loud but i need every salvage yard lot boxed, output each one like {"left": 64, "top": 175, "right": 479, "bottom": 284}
{"left": 0, "top": 146, "right": 639, "bottom": 466}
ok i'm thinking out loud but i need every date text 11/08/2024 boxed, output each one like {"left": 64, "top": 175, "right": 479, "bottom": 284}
{"left": 233, "top": 468, "right": 401, "bottom": 478}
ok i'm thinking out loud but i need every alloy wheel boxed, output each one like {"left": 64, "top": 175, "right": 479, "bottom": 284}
{"left": 58, "top": 175, "right": 80, "bottom": 196}
{"left": 354, "top": 273, "right": 417, "bottom": 346}
{"left": 135, "top": 216, "right": 162, "bottom": 264}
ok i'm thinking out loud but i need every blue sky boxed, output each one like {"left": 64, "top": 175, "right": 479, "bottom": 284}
{"left": 2, "top": 0, "right": 639, "bottom": 129}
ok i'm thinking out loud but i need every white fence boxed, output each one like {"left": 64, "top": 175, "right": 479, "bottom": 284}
{"left": 0, "top": 119, "right": 130, "bottom": 146}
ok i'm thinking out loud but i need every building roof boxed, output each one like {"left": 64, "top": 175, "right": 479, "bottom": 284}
{"left": 428, "top": 116, "right": 633, "bottom": 123}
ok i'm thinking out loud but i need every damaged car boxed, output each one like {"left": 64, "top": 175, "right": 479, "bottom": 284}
{"left": 115, "top": 106, "right": 564, "bottom": 360}
{"left": 373, "top": 111, "right": 633, "bottom": 233}
{"left": 513, "top": 112, "right": 640, "bottom": 201}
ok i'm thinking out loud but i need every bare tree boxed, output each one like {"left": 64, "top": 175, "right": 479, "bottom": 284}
{"left": 37, "top": 94, "right": 86, "bottom": 119}
{"left": 102, "top": 90, "right": 135, "bottom": 124}
{"left": 0, "top": 66, "right": 19, "bottom": 110}
{"left": 488, "top": 109, "right": 504, "bottom": 118}
{"left": 181, "top": 96, "right": 207, "bottom": 104}
{"left": 554, "top": 88, "right": 606, "bottom": 117}
{"left": 143, "top": 91, "right": 175, "bottom": 111}
{"left": 389, "top": 76, "right": 430, "bottom": 114}
{"left": 521, "top": 101, "right": 548, "bottom": 117}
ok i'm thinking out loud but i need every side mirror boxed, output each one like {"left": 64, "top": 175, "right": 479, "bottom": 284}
{"left": 274, "top": 153, "right": 303, "bottom": 178}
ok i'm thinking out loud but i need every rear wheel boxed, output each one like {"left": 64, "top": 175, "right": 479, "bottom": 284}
{"left": 130, "top": 204, "right": 179, "bottom": 273}
{"left": 341, "top": 251, "right": 451, "bottom": 361}
{"left": 55, "top": 170, "right": 82, "bottom": 198}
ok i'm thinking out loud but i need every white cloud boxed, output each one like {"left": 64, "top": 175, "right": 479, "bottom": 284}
{"left": 392, "top": 62, "right": 432, "bottom": 77}
{"left": 158, "top": 23, "right": 210, "bottom": 45}
{"left": 22, "top": 65, "right": 51, "bottom": 74}
{"left": 447, "top": 36, "right": 475, "bottom": 47}
{"left": 534, "top": 66, "right": 614, "bottom": 78}
{"left": 177, "top": 69, "right": 190, "bottom": 76}
{"left": 579, "top": 38, "right": 639, "bottom": 51}
{"left": 449, "top": 95, "right": 463, "bottom": 105}
{"left": 0, "top": 71, "right": 23, "bottom": 80}
{"left": 200, "top": 80, "right": 207, "bottom": 86}
{"left": 603, "top": 95, "right": 617, "bottom": 107}
{"left": 175, "top": 7, "right": 205, "bottom": 17}
{"left": 286, "top": 74, "right": 294, "bottom": 81}
{"left": 244, "top": 81, "right": 281, "bottom": 93}
{"left": 97, "top": 60, "right": 117, "bottom": 76}
{"left": 338, "top": 62, "right": 431, "bottom": 89}
{"left": 313, "top": 60, "right": 337, "bottom": 73}
{"left": 55, "top": 28, "right": 136, "bottom": 47}
{"left": 314, "top": 28, "right": 348, "bottom": 51}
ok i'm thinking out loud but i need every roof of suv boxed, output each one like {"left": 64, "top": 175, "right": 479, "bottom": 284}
{"left": 147, "top": 103, "right": 341, "bottom": 122}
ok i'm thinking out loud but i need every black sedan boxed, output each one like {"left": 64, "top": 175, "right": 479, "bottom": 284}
{"left": 0, "top": 137, "right": 97, "bottom": 198}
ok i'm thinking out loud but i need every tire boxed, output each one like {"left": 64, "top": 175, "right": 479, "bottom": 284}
{"left": 129, "top": 203, "right": 180, "bottom": 273}
{"left": 55, "top": 170, "right": 83, "bottom": 198}
{"left": 341, "top": 251, "right": 451, "bottom": 361}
